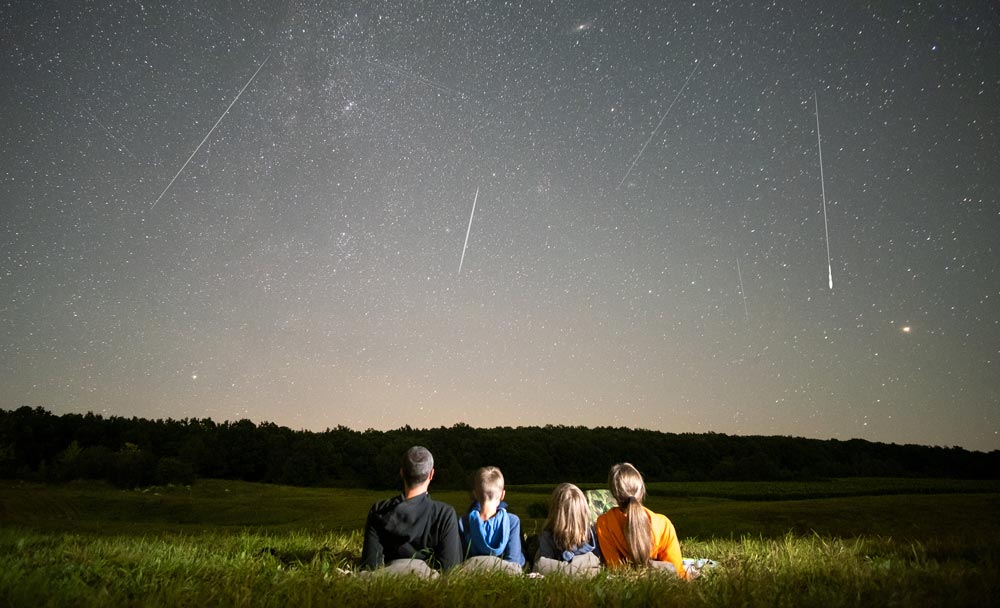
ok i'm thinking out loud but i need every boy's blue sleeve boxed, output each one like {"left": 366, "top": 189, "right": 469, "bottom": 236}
{"left": 503, "top": 514, "right": 526, "bottom": 566}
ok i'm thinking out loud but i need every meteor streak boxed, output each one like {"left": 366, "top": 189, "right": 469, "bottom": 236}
{"left": 814, "top": 91, "right": 834, "bottom": 290}
{"left": 366, "top": 58, "right": 467, "bottom": 98}
{"left": 151, "top": 54, "right": 271, "bottom": 209}
{"left": 737, "top": 256, "right": 750, "bottom": 325}
{"left": 84, "top": 108, "right": 138, "bottom": 161}
{"left": 618, "top": 61, "right": 699, "bottom": 188}
{"left": 458, "top": 187, "right": 479, "bottom": 274}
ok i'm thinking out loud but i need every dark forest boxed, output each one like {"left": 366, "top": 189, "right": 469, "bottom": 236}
{"left": 2, "top": 407, "right": 997, "bottom": 489}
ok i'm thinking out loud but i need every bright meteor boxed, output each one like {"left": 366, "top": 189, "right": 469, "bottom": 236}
{"left": 151, "top": 54, "right": 271, "bottom": 209}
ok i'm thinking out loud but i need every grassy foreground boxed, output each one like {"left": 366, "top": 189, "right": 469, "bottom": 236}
{"left": 2, "top": 479, "right": 999, "bottom": 607}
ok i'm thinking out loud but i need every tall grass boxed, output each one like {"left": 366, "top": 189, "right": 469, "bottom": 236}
{"left": 2, "top": 479, "right": 999, "bottom": 606}
{"left": 2, "top": 527, "right": 997, "bottom": 607}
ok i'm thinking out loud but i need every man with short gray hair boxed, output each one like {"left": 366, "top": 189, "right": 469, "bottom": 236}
{"left": 360, "top": 446, "right": 461, "bottom": 575}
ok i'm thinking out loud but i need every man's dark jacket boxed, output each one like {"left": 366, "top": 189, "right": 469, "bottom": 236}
{"left": 361, "top": 492, "right": 462, "bottom": 570}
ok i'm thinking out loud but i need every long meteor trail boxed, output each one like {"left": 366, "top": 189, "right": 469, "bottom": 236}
{"left": 618, "top": 61, "right": 700, "bottom": 188}
{"left": 458, "top": 187, "right": 479, "bottom": 274}
{"left": 151, "top": 54, "right": 271, "bottom": 209}
{"left": 814, "top": 91, "right": 834, "bottom": 290}
{"left": 736, "top": 256, "right": 750, "bottom": 325}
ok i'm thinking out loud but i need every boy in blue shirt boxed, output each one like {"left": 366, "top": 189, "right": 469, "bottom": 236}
{"left": 458, "top": 466, "right": 525, "bottom": 573}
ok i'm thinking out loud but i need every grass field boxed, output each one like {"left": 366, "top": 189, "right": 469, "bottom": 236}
{"left": 2, "top": 478, "right": 999, "bottom": 606}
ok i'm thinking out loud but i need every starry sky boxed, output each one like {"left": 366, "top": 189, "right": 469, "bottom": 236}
{"left": 3, "top": 1, "right": 998, "bottom": 452}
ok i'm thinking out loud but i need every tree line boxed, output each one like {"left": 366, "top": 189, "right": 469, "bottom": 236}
{"left": 1, "top": 406, "right": 997, "bottom": 489}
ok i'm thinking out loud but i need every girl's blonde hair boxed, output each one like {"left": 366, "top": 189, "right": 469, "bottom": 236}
{"left": 608, "top": 463, "right": 652, "bottom": 566}
{"left": 544, "top": 483, "right": 590, "bottom": 552}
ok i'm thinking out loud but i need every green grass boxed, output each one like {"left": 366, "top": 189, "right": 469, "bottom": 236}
{"left": 0, "top": 479, "right": 385, "bottom": 534}
{"left": 643, "top": 477, "right": 1000, "bottom": 499}
{"left": 2, "top": 478, "right": 999, "bottom": 606}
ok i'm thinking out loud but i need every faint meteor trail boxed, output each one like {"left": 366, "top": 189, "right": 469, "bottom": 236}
{"left": 84, "top": 108, "right": 138, "bottom": 161}
{"left": 366, "top": 58, "right": 467, "bottom": 98}
{"left": 458, "top": 187, "right": 479, "bottom": 274}
{"left": 151, "top": 54, "right": 271, "bottom": 209}
{"left": 736, "top": 256, "right": 750, "bottom": 325}
{"left": 618, "top": 61, "right": 700, "bottom": 188}
{"left": 814, "top": 92, "right": 834, "bottom": 290}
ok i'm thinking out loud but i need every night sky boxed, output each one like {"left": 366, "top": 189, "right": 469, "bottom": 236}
{"left": 3, "top": 2, "right": 998, "bottom": 452}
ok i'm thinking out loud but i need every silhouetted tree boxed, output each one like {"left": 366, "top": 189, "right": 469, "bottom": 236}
{"left": 2, "top": 407, "right": 998, "bottom": 488}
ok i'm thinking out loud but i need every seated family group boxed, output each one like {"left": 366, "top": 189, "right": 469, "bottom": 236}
{"left": 360, "top": 446, "right": 694, "bottom": 579}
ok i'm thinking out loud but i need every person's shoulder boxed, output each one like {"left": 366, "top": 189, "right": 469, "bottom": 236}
{"left": 646, "top": 509, "right": 675, "bottom": 533}
{"left": 427, "top": 495, "right": 458, "bottom": 516}
{"left": 596, "top": 507, "right": 626, "bottom": 535}
{"left": 645, "top": 507, "right": 670, "bottom": 523}
{"left": 369, "top": 494, "right": 403, "bottom": 514}
{"left": 596, "top": 506, "right": 621, "bottom": 523}
{"left": 429, "top": 498, "right": 459, "bottom": 533}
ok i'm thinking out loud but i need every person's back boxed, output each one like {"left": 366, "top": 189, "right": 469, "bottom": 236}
{"left": 458, "top": 466, "right": 525, "bottom": 572}
{"left": 534, "top": 483, "right": 601, "bottom": 576}
{"left": 594, "top": 462, "right": 688, "bottom": 579}
{"left": 361, "top": 446, "right": 461, "bottom": 575}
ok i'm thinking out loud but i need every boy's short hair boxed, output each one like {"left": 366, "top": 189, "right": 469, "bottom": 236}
{"left": 472, "top": 466, "right": 505, "bottom": 502}
{"left": 401, "top": 446, "right": 434, "bottom": 487}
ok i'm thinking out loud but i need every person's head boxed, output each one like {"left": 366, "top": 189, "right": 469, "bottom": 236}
{"left": 545, "top": 483, "right": 590, "bottom": 552}
{"left": 608, "top": 463, "right": 651, "bottom": 566}
{"left": 400, "top": 446, "right": 434, "bottom": 489}
{"left": 471, "top": 466, "right": 505, "bottom": 505}
{"left": 608, "top": 462, "right": 646, "bottom": 507}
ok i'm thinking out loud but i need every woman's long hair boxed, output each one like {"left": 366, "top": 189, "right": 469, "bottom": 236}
{"left": 544, "top": 483, "right": 590, "bottom": 552}
{"left": 608, "top": 463, "right": 651, "bottom": 566}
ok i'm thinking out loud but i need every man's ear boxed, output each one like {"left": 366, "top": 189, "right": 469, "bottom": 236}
{"left": 427, "top": 468, "right": 435, "bottom": 482}
{"left": 500, "top": 489, "right": 506, "bottom": 501}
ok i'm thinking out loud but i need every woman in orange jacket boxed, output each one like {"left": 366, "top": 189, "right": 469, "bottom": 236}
{"left": 594, "top": 462, "right": 688, "bottom": 579}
